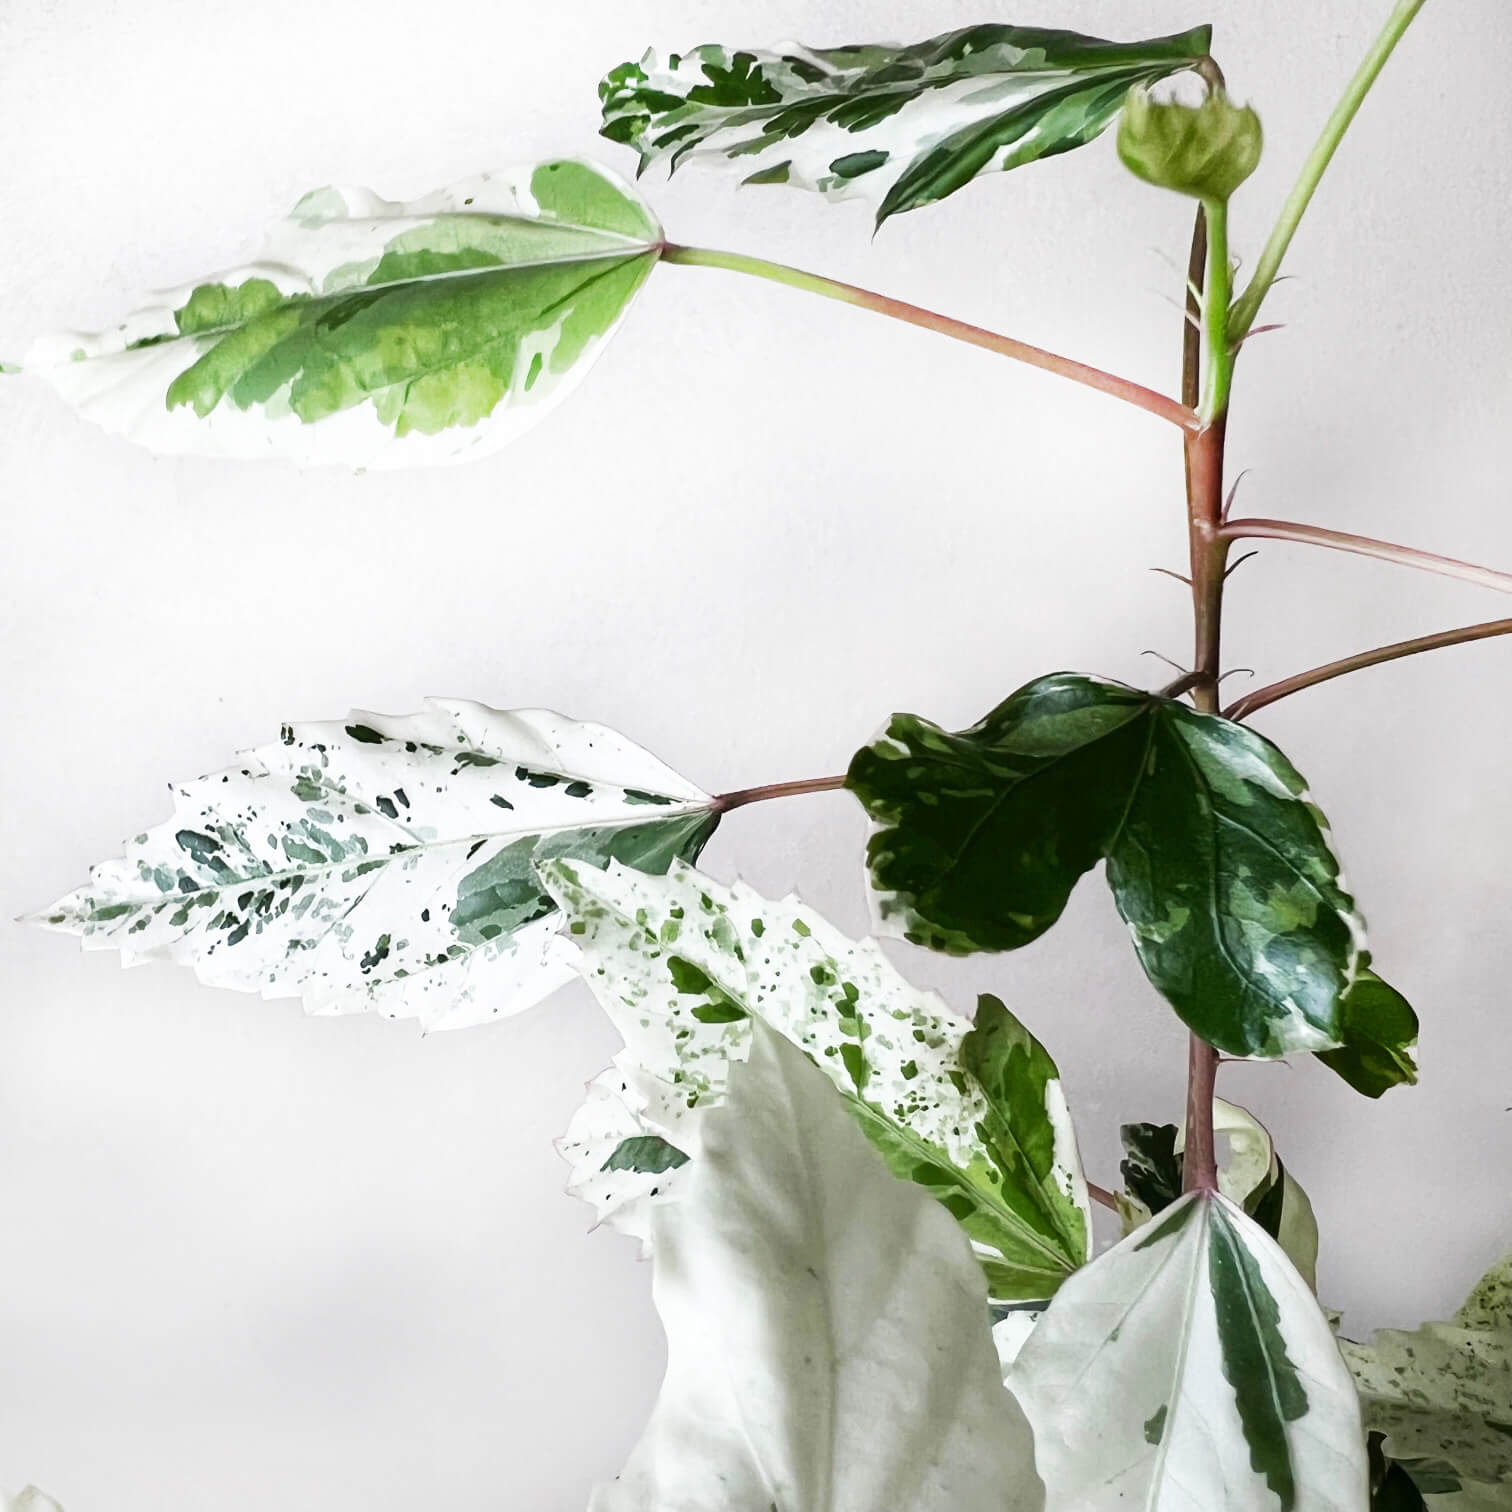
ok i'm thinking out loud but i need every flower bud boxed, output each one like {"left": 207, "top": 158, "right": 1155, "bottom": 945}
{"left": 1118, "top": 85, "right": 1262, "bottom": 201}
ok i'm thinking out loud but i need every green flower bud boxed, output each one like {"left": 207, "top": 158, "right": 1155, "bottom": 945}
{"left": 1117, "top": 84, "right": 1263, "bottom": 201}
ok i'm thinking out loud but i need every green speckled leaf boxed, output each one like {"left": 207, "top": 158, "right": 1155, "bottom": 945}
{"left": 1318, "top": 967, "right": 1420, "bottom": 1097}
{"left": 848, "top": 672, "right": 1368, "bottom": 1058}
{"left": 1009, "top": 1191, "right": 1367, "bottom": 1511}
{"left": 1342, "top": 1249, "right": 1512, "bottom": 1492}
{"left": 600, "top": 25, "right": 1212, "bottom": 225}
{"left": 31, "top": 704, "right": 715, "bottom": 1031}
{"left": 26, "top": 160, "right": 660, "bottom": 467}
{"left": 542, "top": 857, "right": 1091, "bottom": 1302}
{"left": 592, "top": 1024, "right": 1043, "bottom": 1512}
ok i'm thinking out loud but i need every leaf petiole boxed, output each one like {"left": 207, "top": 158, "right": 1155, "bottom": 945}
{"left": 659, "top": 243, "right": 1199, "bottom": 431}
{"left": 1226, "top": 616, "right": 1512, "bottom": 721}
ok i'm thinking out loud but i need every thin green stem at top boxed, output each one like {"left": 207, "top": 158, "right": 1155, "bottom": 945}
{"left": 1229, "top": 0, "right": 1430, "bottom": 340}
{"left": 659, "top": 243, "right": 1199, "bottom": 432}
{"left": 1198, "top": 198, "right": 1234, "bottom": 423}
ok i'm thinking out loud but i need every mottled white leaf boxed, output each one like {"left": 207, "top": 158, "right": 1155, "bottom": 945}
{"left": 1342, "top": 1249, "right": 1512, "bottom": 1490}
{"left": 33, "top": 705, "right": 716, "bottom": 1030}
{"left": 26, "top": 160, "right": 660, "bottom": 467}
{"left": 541, "top": 857, "right": 1091, "bottom": 1301}
{"left": 1010, "top": 1191, "right": 1368, "bottom": 1512}
{"left": 601, "top": 26, "right": 1212, "bottom": 225}
{"left": 592, "top": 1022, "right": 1044, "bottom": 1512}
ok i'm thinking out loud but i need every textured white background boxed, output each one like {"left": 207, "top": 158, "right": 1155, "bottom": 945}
{"left": 2, "top": 2, "right": 1509, "bottom": 1507}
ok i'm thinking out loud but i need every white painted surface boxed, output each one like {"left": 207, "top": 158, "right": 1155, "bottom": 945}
{"left": 0, "top": 2, "right": 1508, "bottom": 1507}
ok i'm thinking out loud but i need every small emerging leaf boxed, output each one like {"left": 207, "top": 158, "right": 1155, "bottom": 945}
{"left": 848, "top": 673, "right": 1370, "bottom": 1058}
{"left": 592, "top": 1024, "right": 1044, "bottom": 1511}
{"left": 542, "top": 857, "right": 1092, "bottom": 1302}
{"left": 1010, "top": 1191, "right": 1368, "bottom": 1511}
{"left": 32, "top": 704, "right": 715, "bottom": 1030}
{"left": 600, "top": 25, "right": 1213, "bottom": 224}
{"left": 26, "top": 160, "right": 660, "bottom": 467}
{"left": 1118, "top": 84, "right": 1263, "bottom": 200}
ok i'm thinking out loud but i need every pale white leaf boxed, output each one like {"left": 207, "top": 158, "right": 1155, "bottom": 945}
{"left": 592, "top": 1022, "right": 1044, "bottom": 1512}
{"left": 1010, "top": 1191, "right": 1368, "bottom": 1512}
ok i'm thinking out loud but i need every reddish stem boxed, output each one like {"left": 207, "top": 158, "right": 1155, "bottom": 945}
{"left": 1220, "top": 518, "right": 1512, "bottom": 596}
{"left": 1226, "top": 616, "right": 1512, "bottom": 721}
{"left": 714, "top": 774, "right": 847, "bottom": 813}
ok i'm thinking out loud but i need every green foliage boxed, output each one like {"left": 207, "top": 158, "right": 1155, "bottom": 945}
{"left": 1118, "top": 85, "right": 1263, "bottom": 200}
{"left": 1318, "top": 966, "right": 1421, "bottom": 1096}
{"left": 848, "top": 672, "right": 1374, "bottom": 1058}
{"left": 600, "top": 24, "right": 1212, "bottom": 224}
{"left": 26, "top": 160, "right": 662, "bottom": 466}
{"left": 541, "top": 857, "right": 1092, "bottom": 1302}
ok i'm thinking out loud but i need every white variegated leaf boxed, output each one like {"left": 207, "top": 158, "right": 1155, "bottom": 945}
{"left": 1342, "top": 1249, "right": 1512, "bottom": 1491}
{"left": 540, "top": 856, "right": 1092, "bottom": 1302}
{"left": 33, "top": 705, "right": 716, "bottom": 1030}
{"left": 26, "top": 159, "right": 660, "bottom": 467}
{"left": 593, "top": 1022, "right": 1044, "bottom": 1512}
{"left": 1010, "top": 1191, "right": 1368, "bottom": 1512}
{"left": 600, "top": 26, "right": 1212, "bottom": 225}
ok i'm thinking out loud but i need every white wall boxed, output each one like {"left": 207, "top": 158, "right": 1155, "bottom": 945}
{"left": 1, "top": 2, "right": 1508, "bottom": 1507}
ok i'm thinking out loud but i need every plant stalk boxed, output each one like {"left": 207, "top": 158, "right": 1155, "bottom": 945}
{"left": 1220, "top": 517, "right": 1512, "bottom": 596}
{"left": 1225, "top": 616, "right": 1512, "bottom": 721}
{"left": 1179, "top": 189, "right": 1235, "bottom": 1194}
{"left": 659, "top": 243, "right": 1199, "bottom": 432}
{"left": 1229, "top": 0, "right": 1430, "bottom": 340}
{"left": 714, "top": 774, "right": 847, "bottom": 813}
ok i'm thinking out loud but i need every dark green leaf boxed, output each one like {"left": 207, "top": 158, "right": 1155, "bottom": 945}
{"left": 601, "top": 25, "right": 1214, "bottom": 225}
{"left": 849, "top": 673, "right": 1367, "bottom": 1058}
{"left": 1317, "top": 967, "right": 1420, "bottom": 1097}
{"left": 1119, "top": 1121, "right": 1182, "bottom": 1215}
{"left": 601, "top": 1135, "right": 690, "bottom": 1174}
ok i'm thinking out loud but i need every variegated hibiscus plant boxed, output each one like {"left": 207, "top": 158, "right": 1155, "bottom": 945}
{"left": 9, "top": 4, "right": 1509, "bottom": 1511}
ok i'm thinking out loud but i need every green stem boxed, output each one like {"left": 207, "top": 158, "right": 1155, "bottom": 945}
{"left": 1198, "top": 198, "right": 1233, "bottom": 423}
{"left": 1225, "top": 616, "right": 1512, "bottom": 721}
{"left": 659, "top": 243, "right": 1199, "bottom": 432}
{"left": 1229, "top": 0, "right": 1430, "bottom": 339}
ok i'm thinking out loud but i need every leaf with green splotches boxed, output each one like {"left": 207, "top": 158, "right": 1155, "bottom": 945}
{"left": 32, "top": 704, "right": 716, "bottom": 1031}
{"left": 1117, "top": 1098, "right": 1320, "bottom": 1289}
{"left": 1318, "top": 966, "right": 1420, "bottom": 1097}
{"left": 25, "top": 160, "right": 660, "bottom": 467}
{"left": 593, "top": 1023, "right": 1044, "bottom": 1512}
{"left": 1341, "top": 1248, "right": 1512, "bottom": 1494}
{"left": 848, "top": 672, "right": 1369, "bottom": 1058}
{"left": 541, "top": 856, "right": 1092, "bottom": 1302}
{"left": 600, "top": 24, "right": 1213, "bottom": 225}
{"left": 1009, "top": 1190, "right": 1367, "bottom": 1511}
